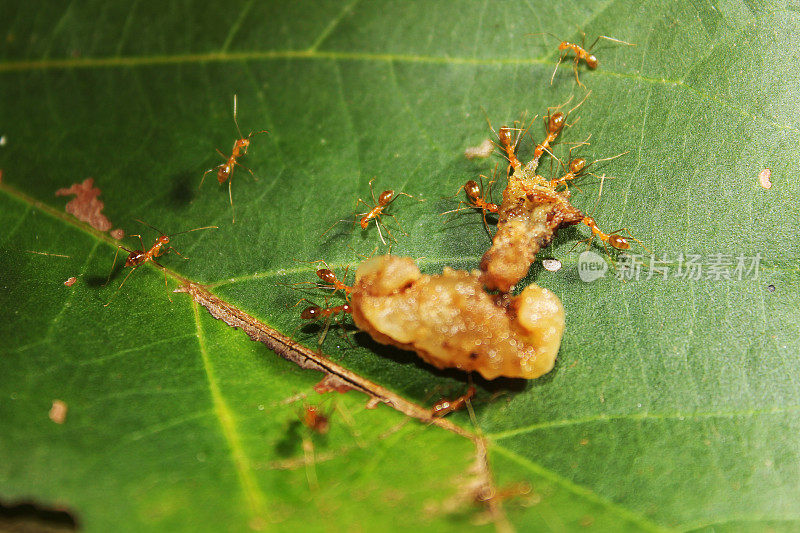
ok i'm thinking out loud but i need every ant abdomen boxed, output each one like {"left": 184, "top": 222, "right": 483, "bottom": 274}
{"left": 464, "top": 180, "right": 481, "bottom": 200}
{"left": 586, "top": 54, "right": 598, "bottom": 68}
{"left": 548, "top": 112, "right": 565, "bottom": 133}
{"left": 301, "top": 306, "right": 321, "bottom": 320}
{"left": 608, "top": 235, "right": 629, "bottom": 249}
{"left": 569, "top": 158, "right": 586, "bottom": 174}
{"left": 498, "top": 126, "right": 514, "bottom": 147}
{"left": 317, "top": 269, "right": 336, "bottom": 283}
{"left": 378, "top": 190, "right": 394, "bottom": 204}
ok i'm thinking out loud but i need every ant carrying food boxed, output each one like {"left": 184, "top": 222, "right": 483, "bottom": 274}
{"left": 200, "top": 94, "right": 268, "bottom": 223}
{"left": 103, "top": 220, "right": 217, "bottom": 306}
{"left": 535, "top": 31, "right": 635, "bottom": 88}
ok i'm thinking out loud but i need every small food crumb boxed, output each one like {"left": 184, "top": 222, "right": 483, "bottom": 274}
{"left": 0, "top": 135, "right": 7, "bottom": 146}
{"left": 464, "top": 139, "right": 494, "bottom": 159}
{"left": 758, "top": 168, "right": 772, "bottom": 189}
{"left": 64, "top": 277, "right": 77, "bottom": 286}
{"left": 542, "top": 258, "right": 562, "bottom": 272}
{"left": 110, "top": 228, "right": 125, "bottom": 240}
{"left": 49, "top": 400, "right": 68, "bottom": 424}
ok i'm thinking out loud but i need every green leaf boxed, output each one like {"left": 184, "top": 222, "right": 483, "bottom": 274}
{"left": 2, "top": 1, "right": 799, "bottom": 531}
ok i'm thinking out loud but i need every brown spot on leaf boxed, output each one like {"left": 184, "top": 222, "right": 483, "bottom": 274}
{"left": 64, "top": 277, "right": 77, "bottom": 287}
{"left": 110, "top": 229, "right": 125, "bottom": 240}
{"left": 55, "top": 178, "right": 112, "bottom": 232}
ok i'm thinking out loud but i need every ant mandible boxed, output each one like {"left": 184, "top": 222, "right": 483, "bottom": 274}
{"left": 103, "top": 220, "right": 217, "bottom": 306}
{"left": 200, "top": 94, "right": 268, "bottom": 223}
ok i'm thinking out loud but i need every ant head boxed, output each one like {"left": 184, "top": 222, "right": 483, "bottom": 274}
{"left": 464, "top": 180, "right": 481, "bottom": 200}
{"left": 608, "top": 234, "right": 630, "bottom": 250}
{"left": 378, "top": 190, "right": 394, "bottom": 204}
{"left": 158, "top": 235, "right": 170, "bottom": 245}
{"left": 238, "top": 138, "right": 250, "bottom": 149}
{"left": 547, "top": 112, "right": 565, "bottom": 134}
{"left": 569, "top": 158, "right": 587, "bottom": 174}
{"left": 301, "top": 305, "right": 321, "bottom": 320}
{"left": 316, "top": 268, "right": 336, "bottom": 283}
{"left": 586, "top": 54, "right": 598, "bottom": 68}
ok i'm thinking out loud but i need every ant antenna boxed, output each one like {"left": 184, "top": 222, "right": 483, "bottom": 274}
{"left": 133, "top": 219, "right": 218, "bottom": 238}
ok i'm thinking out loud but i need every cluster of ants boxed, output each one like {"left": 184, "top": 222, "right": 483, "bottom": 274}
{"left": 103, "top": 33, "right": 638, "bottom": 418}
{"left": 92, "top": 31, "right": 641, "bottom": 513}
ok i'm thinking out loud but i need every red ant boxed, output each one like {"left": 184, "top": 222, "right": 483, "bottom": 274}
{"left": 547, "top": 144, "right": 629, "bottom": 191}
{"left": 525, "top": 92, "right": 590, "bottom": 171}
{"left": 578, "top": 216, "right": 648, "bottom": 255}
{"left": 313, "top": 263, "right": 352, "bottom": 301}
{"left": 285, "top": 260, "right": 353, "bottom": 300}
{"left": 482, "top": 110, "right": 534, "bottom": 176}
{"left": 540, "top": 32, "right": 634, "bottom": 88}
{"left": 325, "top": 179, "right": 415, "bottom": 245}
{"left": 301, "top": 403, "right": 330, "bottom": 434}
{"left": 442, "top": 172, "right": 499, "bottom": 236}
{"left": 431, "top": 386, "right": 476, "bottom": 418}
{"left": 297, "top": 298, "right": 354, "bottom": 347}
{"left": 200, "top": 94, "right": 268, "bottom": 223}
{"left": 103, "top": 220, "right": 217, "bottom": 306}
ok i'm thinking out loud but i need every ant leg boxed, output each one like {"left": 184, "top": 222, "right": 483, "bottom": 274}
{"left": 200, "top": 167, "right": 216, "bottom": 188}
{"left": 551, "top": 51, "right": 566, "bottom": 85}
{"left": 573, "top": 58, "right": 585, "bottom": 89}
{"left": 239, "top": 163, "right": 259, "bottom": 181}
{"left": 228, "top": 179, "right": 236, "bottom": 224}
{"left": 373, "top": 219, "right": 388, "bottom": 246}
{"left": 595, "top": 35, "right": 636, "bottom": 47}
{"left": 152, "top": 260, "right": 173, "bottom": 302}
{"left": 130, "top": 234, "right": 146, "bottom": 253}
{"left": 164, "top": 246, "right": 188, "bottom": 260}
{"left": 103, "top": 266, "right": 138, "bottom": 307}
{"left": 104, "top": 247, "right": 121, "bottom": 286}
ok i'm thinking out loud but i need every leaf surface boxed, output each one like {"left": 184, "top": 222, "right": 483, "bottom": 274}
{"left": 2, "top": 1, "right": 799, "bottom": 531}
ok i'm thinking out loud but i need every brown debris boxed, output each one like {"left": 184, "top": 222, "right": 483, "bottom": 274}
{"left": 110, "top": 228, "right": 125, "bottom": 240}
{"left": 313, "top": 374, "right": 353, "bottom": 395}
{"left": 48, "top": 400, "right": 68, "bottom": 424}
{"left": 349, "top": 255, "right": 565, "bottom": 380}
{"left": 55, "top": 178, "right": 113, "bottom": 232}
{"left": 758, "top": 168, "right": 772, "bottom": 189}
{"left": 64, "top": 277, "right": 77, "bottom": 287}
